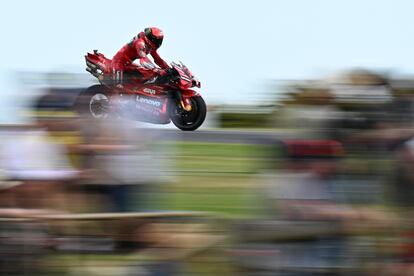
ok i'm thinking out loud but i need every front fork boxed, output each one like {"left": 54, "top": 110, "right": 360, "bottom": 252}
{"left": 169, "top": 91, "right": 192, "bottom": 112}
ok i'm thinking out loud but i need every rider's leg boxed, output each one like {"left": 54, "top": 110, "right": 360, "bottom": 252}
{"left": 123, "top": 69, "right": 144, "bottom": 84}
{"left": 115, "top": 64, "right": 169, "bottom": 85}
{"left": 129, "top": 64, "right": 169, "bottom": 84}
{"left": 120, "top": 63, "right": 154, "bottom": 84}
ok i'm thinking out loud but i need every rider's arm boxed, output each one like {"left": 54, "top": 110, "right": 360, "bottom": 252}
{"left": 151, "top": 50, "right": 170, "bottom": 70}
{"left": 136, "top": 41, "right": 148, "bottom": 59}
{"left": 134, "top": 41, "right": 159, "bottom": 71}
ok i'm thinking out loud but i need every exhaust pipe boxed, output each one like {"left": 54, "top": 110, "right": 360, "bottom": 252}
{"left": 86, "top": 60, "right": 98, "bottom": 70}
{"left": 86, "top": 67, "right": 101, "bottom": 79}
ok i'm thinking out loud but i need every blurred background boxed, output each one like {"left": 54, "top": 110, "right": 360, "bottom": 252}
{"left": 3, "top": 0, "right": 414, "bottom": 275}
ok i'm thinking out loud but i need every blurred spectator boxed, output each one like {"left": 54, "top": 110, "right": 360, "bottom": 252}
{"left": 259, "top": 141, "right": 352, "bottom": 274}
{"left": 275, "top": 88, "right": 343, "bottom": 139}
{"left": 393, "top": 138, "right": 414, "bottom": 208}
{"left": 0, "top": 122, "right": 77, "bottom": 210}
{"left": 232, "top": 140, "right": 395, "bottom": 275}
{"left": 0, "top": 109, "right": 78, "bottom": 274}
{"left": 73, "top": 112, "right": 164, "bottom": 213}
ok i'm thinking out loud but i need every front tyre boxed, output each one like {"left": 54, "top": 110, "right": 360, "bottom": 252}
{"left": 169, "top": 96, "right": 207, "bottom": 131}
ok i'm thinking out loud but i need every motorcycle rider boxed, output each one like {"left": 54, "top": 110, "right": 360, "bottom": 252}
{"left": 112, "top": 27, "right": 170, "bottom": 88}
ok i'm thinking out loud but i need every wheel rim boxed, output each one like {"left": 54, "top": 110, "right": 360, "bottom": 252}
{"left": 171, "top": 98, "right": 202, "bottom": 127}
{"left": 89, "top": 93, "right": 110, "bottom": 118}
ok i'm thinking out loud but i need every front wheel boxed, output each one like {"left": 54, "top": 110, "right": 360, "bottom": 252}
{"left": 169, "top": 96, "right": 207, "bottom": 131}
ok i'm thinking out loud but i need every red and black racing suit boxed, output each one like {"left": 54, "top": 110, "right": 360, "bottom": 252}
{"left": 111, "top": 32, "right": 170, "bottom": 85}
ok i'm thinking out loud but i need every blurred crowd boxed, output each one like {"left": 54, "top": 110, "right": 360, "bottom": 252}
{"left": 231, "top": 69, "right": 414, "bottom": 275}
{"left": 3, "top": 69, "right": 414, "bottom": 275}
{"left": 0, "top": 99, "right": 189, "bottom": 274}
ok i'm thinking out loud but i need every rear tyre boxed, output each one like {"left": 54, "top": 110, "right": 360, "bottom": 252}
{"left": 75, "top": 85, "right": 112, "bottom": 119}
{"left": 169, "top": 96, "right": 207, "bottom": 131}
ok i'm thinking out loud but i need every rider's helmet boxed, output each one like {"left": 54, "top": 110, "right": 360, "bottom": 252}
{"left": 144, "top": 27, "right": 164, "bottom": 50}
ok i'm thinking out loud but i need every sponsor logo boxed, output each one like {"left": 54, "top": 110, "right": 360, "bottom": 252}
{"left": 136, "top": 96, "right": 162, "bottom": 108}
{"left": 143, "top": 88, "right": 156, "bottom": 95}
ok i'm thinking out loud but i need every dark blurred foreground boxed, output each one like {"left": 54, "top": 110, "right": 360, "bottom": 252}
{"left": 3, "top": 70, "right": 414, "bottom": 275}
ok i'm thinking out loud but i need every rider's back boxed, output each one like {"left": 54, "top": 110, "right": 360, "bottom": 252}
{"left": 112, "top": 33, "right": 146, "bottom": 67}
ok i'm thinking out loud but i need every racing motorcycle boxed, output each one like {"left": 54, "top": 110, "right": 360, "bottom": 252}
{"left": 77, "top": 50, "right": 206, "bottom": 131}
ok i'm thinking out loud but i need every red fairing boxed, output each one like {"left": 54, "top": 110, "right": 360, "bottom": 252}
{"left": 181, "top": 89, "right": 201, "bottom": 98}
{"left": 85, "top": 52, "right": 111, "bottom": 73}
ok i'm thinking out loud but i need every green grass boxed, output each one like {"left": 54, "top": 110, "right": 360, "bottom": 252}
{"left": 153, "top": 175, "right": 263, "bottom": 217}
{"left": 174, "top": 141, "right": 271, "bottom": 173}
{"left": 152, "top": 142, "right": 272, "bottom": 217}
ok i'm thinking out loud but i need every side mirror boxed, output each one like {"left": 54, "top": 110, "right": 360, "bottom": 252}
{"left": 192, "top": 80, "right": 201, "bottom": 88}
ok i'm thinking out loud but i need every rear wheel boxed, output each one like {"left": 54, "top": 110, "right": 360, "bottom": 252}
{"left": 169, "top": 96, "right": 207, "bottom": 131}
{"left": 75, "top": 85, "right": 112, "bottom": 119}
